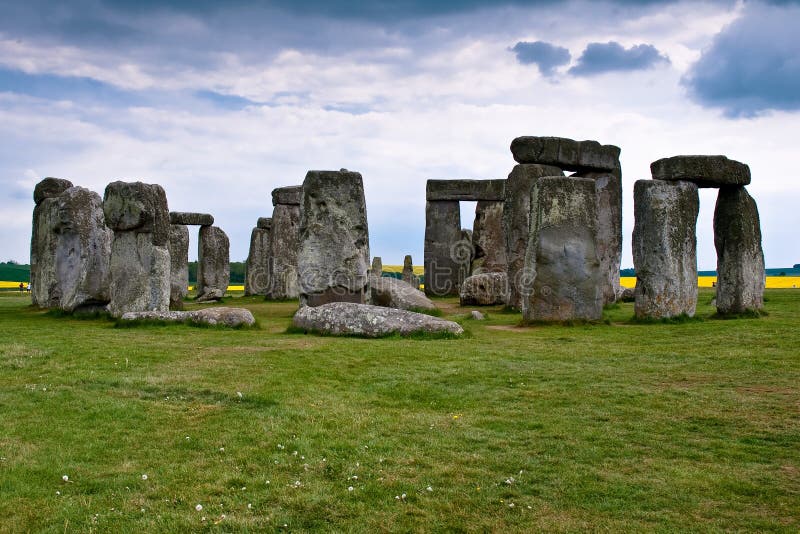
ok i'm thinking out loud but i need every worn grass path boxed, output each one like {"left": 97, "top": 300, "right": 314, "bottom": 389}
{"left": 0, "top": 290, "right": 798, "bottom": 532}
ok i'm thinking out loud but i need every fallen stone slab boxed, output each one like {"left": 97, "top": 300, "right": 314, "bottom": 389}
{"left": 460, "top": 272, "right": 508, "bottom": 306}
{"left": 119, "top": 307, "right": 255, "bottom": 327}
{"left": 272, "top": 185, "right": 303, "bottom": 206}
{"left": 650, "top": 155, "right": 750, "bottom": 188}
{"left": 169, "top": 212, "right": 214, "bottom": 226}
{"left": 370, "top": 276, "right": 437, "bottom": 311}
{"left": 292, "top": 302, "right": 463, "bottom": 337}
{"left": 426, "top": 179, "right": 506, "bottom": 201}
{"left": 510, "top": 136, "right": 621, "bottom": 172}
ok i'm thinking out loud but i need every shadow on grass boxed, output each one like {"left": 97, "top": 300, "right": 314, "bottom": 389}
{"left": 627, "top": 313, "right": 704, "bottom": 325}
{"left": 285, "top": 324, "right": 468, "bottom": 340}
{"left": 113, "top": 318, "right": 260, "bottom": 330}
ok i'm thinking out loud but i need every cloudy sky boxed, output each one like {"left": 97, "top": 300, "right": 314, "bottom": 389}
{"left": 2, "top": 0, "right": 798, "bottom": 269}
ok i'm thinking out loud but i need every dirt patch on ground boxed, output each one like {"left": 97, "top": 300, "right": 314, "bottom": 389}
{"left": 485, "top": 325, "right": 529, "bottom": 332}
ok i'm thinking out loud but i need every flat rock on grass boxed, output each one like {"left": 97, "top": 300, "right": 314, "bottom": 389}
{"left": 120, "top": 307, "right": 255, "bottom": 327}
{"left": 292, "top": 302, "right": 463, "bottom": 337}
{"left": 370, "top": 276, "right": 436, "bottom": 311}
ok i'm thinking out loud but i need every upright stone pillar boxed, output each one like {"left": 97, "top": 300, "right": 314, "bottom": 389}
{"left": 268, "top": 186, "right": 302, "bottom": 300}
{"left": 30, "top": 178, "right": 73, "bottom": 308}
{"left": 714, "top": 187, "right": 764, "bottom": 314}
{"left": 103, "top": 181, "right": 171, "bottom": 317}
{"left": 196, "top": 225, "right": 230, "bottom": 302}
{"left": 632, "top": 180, "right": 699, "bottom": 319}
{"left": 424, "top": 200, "right": 465, "bottom": 296}
{"left": 298, "top": 169, "right": 370, "bottom": 307}
{"left": 169, "top": 224, "right": 189, "bottom": 309}
{"left": 471, "top": 200, "right": 507, "bottom": 274}
{"left": 522, "top": 176, "right": 603, "bottom": 322}
{"left": 53, "top": 187, "right": 112, "bottom": 312}
{"left": 245, "top": 218, "right": 271, "bottom": 296}
{"left": 402, "top": 255, "right": 416, "bottom": 287}
{"left": 574, "top": 169, "right": 622, "bottom": 306}
{"left": 503, "top": 164, "right": 563, "bottom": 309}
{"left": 371, "top": 256, "right": 383, "bottom": 277}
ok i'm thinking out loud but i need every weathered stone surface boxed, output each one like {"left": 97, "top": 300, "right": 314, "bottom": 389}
{"left": 33, "top": 177, "right": 73, "bottom": 205}
{"left": 120, "top": 307, "right": 255, "bottom": 327}
{"left": 108, "top": 231, "right": 170, "bottom": 317}
{"left": 103, "top": 181, "right": 170, "bottom": 246}
{"left": 470, "top": 310, "right": 485, "bottom": 320}
{"left": 424, "top": 201, "right": 467, "bottom": 297}
{"left": 502, "top": 164, "right": 564, "bottom": 309}
{"left": 616, "top": 286, "right": 635, "bottom": 303}
{"left": 292, "top": 302, "right": 463, "bottom": 337}
{"left": 460, "top": 272, "right": 509, "bottom": 306}
{"left": 272, "top": 185, "right": 303, "bottom": 206}
{"left": 257, "top": 217, "right": 272, "bottom": 230}
{"left": 426, "top": 179, "right": 506, "bottom": 201}
{"left": 169, "top": 224, "right": 189, "bottom": 309}
{"left": 471, "top": 200, "right": 507, "bottom": 274}
{"left": 713, "top": 186, "right": 765, "bottom": 314}
{"left": 30, "top": 197, "right": 61, "bottom": 307}
{"left": 651, "top": 155, "right": 750, "bottom": 188}
{"left": 245, "top": 227, "right": 271, "bottom": 296}
{"left": 574, "top": 169, "right": 623, "bottom": 306}
{"left": 371, "top": 256, "right": 383, "bottom": 276}
{"left": 169, "top": 212, "right": 214, "bottom": 226}
{"left": 510, "top": 136, "right": 621, "bottom": 172}
{"left": 53, "top": 187, "right": 112, "bottom": 312}
{"left": 632, "top": 180, "right": 699, "bottom": 319}
{"left": 298, "top": 170, "right": 370, "bottom": 306}
{"left": 370, "top": 276, "right": 436, "bottom": 311}
{"left": 196, "top": 225, "right": 230, "bottom": 302}
{"left": 402, "top": 255, "right": 417, "bottom": 287}
{"left": 522, "top": 177, "right": 604, "bottom": 322}
{"left": 267, "top": 203, "right": 301, "bottom": 300}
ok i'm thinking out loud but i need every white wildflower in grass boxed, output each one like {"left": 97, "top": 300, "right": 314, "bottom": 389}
{"left": 219, "top": 447, "right": 225, "bottom": 452}
{"left": 293, "top": 480, "right": 301, "bottom": 487}
{"left": 62, "top": 475, "right": 69, "bottom": 482}
{"left": 247, "top": 503, "right": 253, "bottom": 510}
{"left": 141, "top": 508, "right": 145, "bottom": 512}
{"left": 266, "top": 480, "right": 270, "bottom": 485}
{"left": 401, "top": 493, "right": 406, "bottom": 500}
{"left": 509, "top": 503, "right": 515, "bottom": 508}
{"left": 347, "top": 486, "right": 354, "bottom": 492}
{"left": 241, "top": 486, "right": 246, "bottom": 491}
{"left": 277, "top": 444, "right": 284, "bottom": 450}
{"left": 505, "top": 477, "right": 515, "bottom": 485}
{"left": 236, "top": 391, "right": 243, "bottom": 398}
{"left": 426, "top": 486, "right": 433, "bottom": 492}
{"left": 292, "top": 450, "right": 298, "bottom": 456}
{"left": 141, "top": 474, "right": 148, "bottom": 480}
{"left": 195, "top": 504, "right": 203, "bottom": 512}
{"left": 56, "top": 491, "right": 60, "bottom": 496}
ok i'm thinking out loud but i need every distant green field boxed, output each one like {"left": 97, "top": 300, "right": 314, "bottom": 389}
{"left": 0, "top": 290, "right": 798, "bottom": 531}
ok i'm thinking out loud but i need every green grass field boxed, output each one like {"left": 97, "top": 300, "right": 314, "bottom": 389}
{"left": 0, "top": 290, "right": 798, "bottom": 532}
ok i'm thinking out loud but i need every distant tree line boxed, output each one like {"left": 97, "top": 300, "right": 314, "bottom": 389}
{"left": 187, "top": 261, "right": 245, "bottom": 284}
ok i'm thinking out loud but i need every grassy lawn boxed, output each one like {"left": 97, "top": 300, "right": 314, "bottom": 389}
{"left": 0, "top": 289, "right": 798, "bottom": 532}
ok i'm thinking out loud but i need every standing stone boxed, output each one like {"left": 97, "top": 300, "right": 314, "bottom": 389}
{"left": 424, "top": 200, "right": 465, "bottom": 297}
{"left": 169, "top": 224, "right": 189, "bottom": 309}
{"left": 267, "top": 187, "right": 302, "bottom": 300}
{"left": 298, "top": 170, "right": 370, "bottom": 307}
{"left": 402, "top": 255, "right": 417, "bottom": 287}
{"left": 371, "top": 256, "right": 383, "bottom": 277}
{"left": 245, "top": 223, "right": 271, "bottom": 296}
{"left": 104, "top": 181, "right": 171, "bottom": 317}
{"left": 31, "top": 177, "right": 73, "bottom": 307}
{"left": 522, "top": 177, "right": 603, "bottom": 322}
{"left": 632, "top": 180, "right": 699, "bottom": 319}
{"left": 471, "top": 200, "right": 507, "bottom": 275}
{"left": 503, "top": 164, "right": 563, "bottom": 309}
{"left": 713, "top": 186, "right": 765, "bottom": 314}
{"left": 196, "top": 225, "right": 230, "bottom": 302}
{"left": 574, "top": 169, "right": 623, "bottom": 306}
{"left": 53, "top": 187, "right": 112, "bottom": 312}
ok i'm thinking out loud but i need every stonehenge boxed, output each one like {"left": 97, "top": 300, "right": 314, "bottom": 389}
{"left": 633, "top": 154, "right": 763, "bottom": 318}
{"left": 522, "top": 176, "right": 604, "bottom": 322}
{"left": 267, "top": 186, "right": 301, "bottom": 300}
{"left": 245, "top": 218, "right": 271, "bottom": 296}
{"left": 298, "top": 170, "right": 370, "bottom": 307}
{"left": 196, "top": 225, "right": 230, "bottom": 302}
{"left": 104, "top": 181, "right": 171, "bottom": 317}
{"left": 30, "top": 178, "right": 112, "bottom": 312}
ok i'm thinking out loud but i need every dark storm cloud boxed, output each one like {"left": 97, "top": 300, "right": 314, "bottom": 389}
{"left": 510, "top": 41, "right": 571, "bottom": 76}
{"left": 568, "top": 42, "right": 669, "bottom": 76}
{"left": 683, "top": 2, "right": 800, "bottom": 117}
